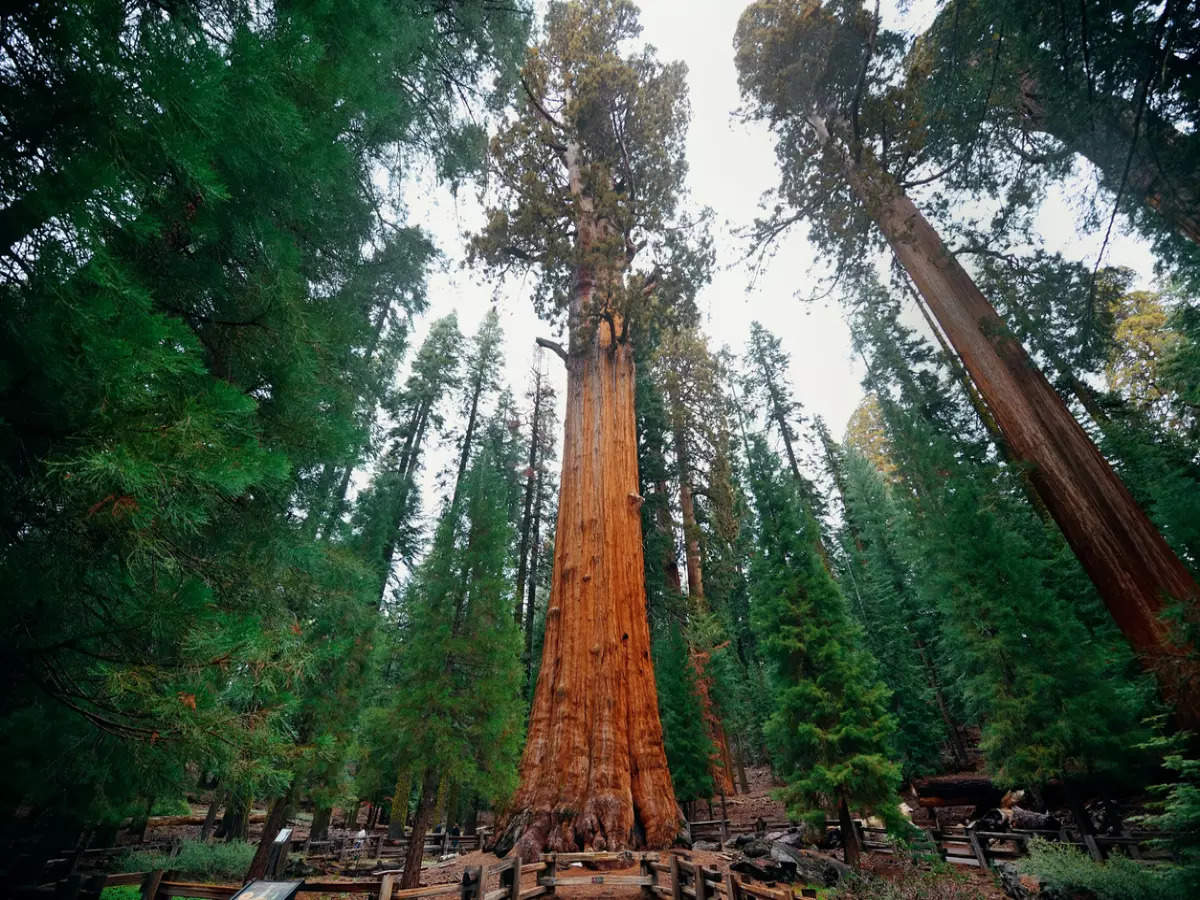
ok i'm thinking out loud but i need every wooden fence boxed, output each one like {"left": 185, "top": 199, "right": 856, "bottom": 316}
{"left": 689, "top": 816, "right": 1174, "bottom": 873}
{"left": 934, "top": 824, "right": 1175, "bottom": 871}
{"left": 301, "top": 832, "right": 482, "bottom": 863}
{"left": 32, "top": 850, "right": 798, "bottom": 900}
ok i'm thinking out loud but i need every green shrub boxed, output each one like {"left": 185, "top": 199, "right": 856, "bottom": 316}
{"left": 1018, "top": 837, "right": 1188, "bottom": 900}
{"left": 150, "top": 796, "right": 192, "bottom": 816}
{"left": 116, "top": 840, "right": 255, "bottom": 881}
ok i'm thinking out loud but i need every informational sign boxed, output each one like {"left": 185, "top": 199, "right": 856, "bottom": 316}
{"left": 229, "top": 881, "right": 303, "bottom": 900}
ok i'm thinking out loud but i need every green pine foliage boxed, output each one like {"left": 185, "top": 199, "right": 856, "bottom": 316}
{"left": 745, "top": 436, "right": 901, "bottom": 829}
{"left": 835, "top": 448, "right": 952, "bottom": 779}
{"left": 853, "top": 298, "right": 1158, "bottom": 791}
{"left": 654, "top": 622, "right": 716, "bottom": 808}
{"left": 0, "top": 0, "right": 528, "bottom": 832}
{"left": 362, "top": 444, "right": 526, "bottom": 810}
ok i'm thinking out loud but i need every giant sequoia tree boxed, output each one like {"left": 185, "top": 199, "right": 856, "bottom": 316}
{"left": 735, "top": 0, "right": 1200, "bottom": 727}
{"left": 471, "top": 0, "right": 710, "bottom": 855}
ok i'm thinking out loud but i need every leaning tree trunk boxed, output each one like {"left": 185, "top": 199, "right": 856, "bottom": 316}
{"left": 401, "top": 770, "right": 440, "bottom": 890}
{"left": 844, "top": 150, "right": 1200, "bottom": 726}
{"left": 200, "top": 790, "right": 223, "bottom": 842}
{"left": 245, "top": 791, "right": 292, "bottom": 881}
{"left": 497, "top": 327, "right": 678, "bottom": 858}
{"left": 838, "top": 795, "right": 861, "bottom": 869}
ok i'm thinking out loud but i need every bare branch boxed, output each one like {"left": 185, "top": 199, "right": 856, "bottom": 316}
{"left": 521, "top": 74, "right": 566, "bottom": 132}
{"left": 535, "top": 336, "right": 569, "bottom": 362}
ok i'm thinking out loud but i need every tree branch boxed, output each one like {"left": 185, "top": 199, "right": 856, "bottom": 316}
{"left": 535, "top": 337, "right": 569, "bottom": 362}
{"left": 521, "top": 75, "right": 566, "bottom": 132}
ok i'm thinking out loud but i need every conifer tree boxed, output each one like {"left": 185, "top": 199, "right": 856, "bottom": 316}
{"left": 745, "top": 437, "right": 899, "bottom": 868}
{"left": 833, "top": 445, "right": 961, "bottom": 777}
{"left": 653, "top": 621, "right": 716, "bottom": 817}
{"left": 653, "top": 326, "right": 740, "bottom": 795}
{"left": 450, "top": 309, "right": 506, "bottom": 503}
{"left": 366, "top": 443, "right": 525, "bottom": 888}
{"left": 470, "top": 0, "right": 712, "bottom": 854}
{"left": 0, "top": 0, "right": 528, "bottom": 836}
{"left": 514, "top": 356, "right": 559, "bottom": 689}
{"left": 853, "top": 296, "right": 1157, "bottom": 806}
{"left": 734, "top": 0, "right": 1200, "bottom": 726}
{"left": 353, "top": 315, "right": 465, "bottom": 598}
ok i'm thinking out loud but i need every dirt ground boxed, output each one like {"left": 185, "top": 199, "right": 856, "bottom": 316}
{"left": 408, "top": 843, "right": 1007, "bottom": 900}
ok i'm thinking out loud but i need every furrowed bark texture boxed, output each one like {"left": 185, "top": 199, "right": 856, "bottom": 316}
{"left": 501, "top": 334, "right": 678, "bottom": 858}
{"left": 850, "top": 159, "right": 1200, "bottom": 727}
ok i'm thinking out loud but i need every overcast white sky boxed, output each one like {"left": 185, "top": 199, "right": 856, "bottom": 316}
{"left": 392, "top": 0, "right": 1161, "bottom": 540}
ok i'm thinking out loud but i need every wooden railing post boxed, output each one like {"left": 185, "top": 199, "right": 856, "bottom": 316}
{"left": 1082, "top": 832, "right": 1105, "bottom": 863}
{"left": 668, "top": 854, "right": 682, "bottom": 900}
{"left": 379, "top": 872, "right": 396, "bottom": 900}
{"left": 723, "top": 872, "right": 740, "bottom": 900}
{"left": 460, "top": 865, "right": 482, "bottom": 900}
{"left": 139, "top": 870, "right": 164, "bottom": 900}
{"left": 499, "top": 853, "right": 521, "bottom": 900}
{"left": 639, "top": 854, "right": 655, "bottom": 900}
{"left": 966, "top": 828, "right": 990, "bottom": 870}
{"left": 543, "top": 854, "right": 557, "bottom": 899}
{"left": 694, "top": 863, "right": 709, "bottom": 900}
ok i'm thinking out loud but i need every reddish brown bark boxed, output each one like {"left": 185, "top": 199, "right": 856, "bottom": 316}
{"left": 688, "top": 648, "right": 735, "bottom": 797}
{"left": 498, "top": 328, "right": 678, "bottom": 857}
{"left": 845, "top": 153, "right": 1200, "bottom": 727}
{"left": 401, "top": 770, "right": 439, "bottom": 889}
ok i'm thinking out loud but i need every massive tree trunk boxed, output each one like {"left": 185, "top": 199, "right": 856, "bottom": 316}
{"left": 842, "top": 148, "right": 1200, "bottom": 726}
{"left": 497, "top": 326, "right": 678, "bottom": 857}
{"left": 401, "top": 770, "right": 439, "bottom": 889}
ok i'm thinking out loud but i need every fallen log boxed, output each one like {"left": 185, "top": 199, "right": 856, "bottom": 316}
{"left": 912, "top": 776, "right": 1002, "bottom": 810}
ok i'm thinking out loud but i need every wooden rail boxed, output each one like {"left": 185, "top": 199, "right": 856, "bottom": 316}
{"left": 935, "top": 825, "right": 1176, "bottom": 871}
{"left": 49, "top": 849, "right": 791, "bottom": 900}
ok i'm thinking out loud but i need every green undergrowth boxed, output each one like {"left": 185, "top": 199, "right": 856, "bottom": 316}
{"left": 115, "top": 839, "right": 254, "bottom": 881}
{"left": 1017, "top": 837, "right": 1189, "bottom": 900}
